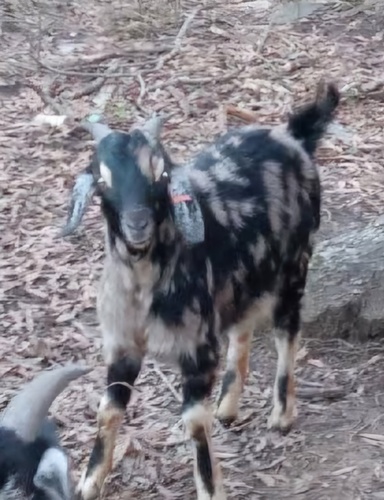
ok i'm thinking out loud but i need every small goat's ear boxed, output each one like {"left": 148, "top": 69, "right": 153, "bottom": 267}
{"left": 140, "top": 114, "right": 164, "bottom": 145}
{"left": 169, "top": 168, "right": 205, "bottom": 245}
{"left": 34, "top": 448, "right": 71, "bottom": 500}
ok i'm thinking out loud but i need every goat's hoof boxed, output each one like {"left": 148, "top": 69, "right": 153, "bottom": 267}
{"left": 267, "top": 407, "right": 295, "bottom": 433}
{"left": 76, "top": 471, "right": 102, "bottom": 500}
{"left": 215, "top": 406, "right": 238, "bottom": 428}
{"left": 196, "top": 484, "right": 227, "bottom": 500}
{"left": 215, "top": 398, "right": 238, "bottom": 428}
{"left": 217, "top": 416, "right": 235, "bottom": 428}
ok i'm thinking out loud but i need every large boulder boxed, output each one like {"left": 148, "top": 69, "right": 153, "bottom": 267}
{"left": 303, "top": 217, "right": 384, "bottom": 341}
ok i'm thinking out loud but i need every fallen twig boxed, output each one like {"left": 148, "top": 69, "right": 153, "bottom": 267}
{"left": 25, "top": 81, "right": 67, "bottom": 115}
{"left": 151, "top": 362, "right": 182, "bottom": 403}
{"left": 31, "top": 54, "right": 141, "bottom": 79}
{"left": 226, "top": 105, "right": 258, "bottom": 123}
{"left": 297, "top": 385, "right": 349, "bottom": 401}
{"left": 137, "top": 73, "right": 147, "bottom": 107}
{"left": 148, "top": 67, "right": 242, "bottom": 92}
{"left": 62, "top": 44, "right": 173, "bottom": 68}
{"left": 65, "top": 75, "right": 107, "bottom": 100}
{"left": 155, "top": 8, "right": 200, "bottom": 71}
{"left": 65, "top": 61, "right": 120, "bottom": 100}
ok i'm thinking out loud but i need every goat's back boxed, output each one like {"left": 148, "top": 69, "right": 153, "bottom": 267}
{"left": 188, "top": 125, "right": 320, "bottom": 330}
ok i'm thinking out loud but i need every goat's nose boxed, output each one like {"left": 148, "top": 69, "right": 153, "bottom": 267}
{"left": 135, "top": 218, "right": 149, "bottom": 230}
{"left": 125, "top": 208, "right": 150, "bottom": 230}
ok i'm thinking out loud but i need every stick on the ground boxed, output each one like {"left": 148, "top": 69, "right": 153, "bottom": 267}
{"left": 26, "top": 81, "right": 67, "bottom": 115}
{"left": 151, "top": 362, "right": 182, "bottom": 403}
{"left": 62, "top": 45, "right": 173, "bottom": 68}
{"left": 297, "top": 386, "right": 349, "bottom": 401}
{"left": 66, "top": 61, "right": 120, "bottom": 100}
{"left": 226, "top": 105, "right": 258, "bottom": 123}
{"left": 155, "top": 7, "right": 200, "bottom": 71}
{"left": 147, "top": 67, "right": 242, "bottom": 92}
{"left": 137, "top": 73, "right": 146, "bottom": 106}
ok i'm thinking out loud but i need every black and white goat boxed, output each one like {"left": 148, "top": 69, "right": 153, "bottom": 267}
{"left": 0, "top": 365, "right": 90, "bottom": 499}
{"left": 61, "top": 81, "right": 340, "bottom": 500}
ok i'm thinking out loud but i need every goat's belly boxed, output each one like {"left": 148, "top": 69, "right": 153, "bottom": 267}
{"left": 146, "top": 316, "right": 202, "bottom": 362}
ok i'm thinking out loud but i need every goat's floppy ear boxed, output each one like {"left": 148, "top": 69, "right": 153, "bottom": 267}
{"left": 60, "top": 148, "right": 104, "bottom": 238}
{"left": 60, "top": 168, "right": 97, "bottom": 237}
{"left": 169, "top": 167, "right": 205, "bottom": 245}
{"left": 34, "top": 448, "right": 71, "bottom": 500}
{"left": 59, "top": 119, "right": 113, "bottom": 237}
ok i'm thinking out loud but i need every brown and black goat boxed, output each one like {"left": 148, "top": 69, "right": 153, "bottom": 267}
{"left": 61, "top": 81, "right": 340, "bottom": 500}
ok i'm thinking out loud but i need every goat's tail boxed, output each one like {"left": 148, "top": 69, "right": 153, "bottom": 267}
{"left": 287, "top": 80, "right": 340, "bottom": 156}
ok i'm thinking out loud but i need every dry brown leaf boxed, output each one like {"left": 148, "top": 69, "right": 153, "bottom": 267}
{"left": 254, "top": 471, "right": 276, "bottom": 487}
{"left": 307, "top": 359, "right": 326, "bottom": 368}
{"left": 331, "top": 466, "right": 357, "bottom": 476}
{"left": 359, "top": 433, "right": 384, "bottom": 443}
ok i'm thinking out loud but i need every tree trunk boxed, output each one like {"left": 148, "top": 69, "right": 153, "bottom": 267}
{"left": 302, "top": 218, "right": 384, "bottom": 341}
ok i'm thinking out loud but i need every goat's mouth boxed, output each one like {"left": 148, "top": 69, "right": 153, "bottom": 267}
{"left": 124, "top": 234, "right": 153, "bottom": 257}
{"left": 125, "top": 240, "right": 152, "bottom": 261}
{"left": 127, "top": 238, "right": 152, "bottom": 251}
{"left": 120, "top": 222, "right": 154, "bottom": 254}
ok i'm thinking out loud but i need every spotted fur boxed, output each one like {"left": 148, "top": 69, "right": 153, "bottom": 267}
{"left": 68, "top": 82, "right": 340, "bottom": 500}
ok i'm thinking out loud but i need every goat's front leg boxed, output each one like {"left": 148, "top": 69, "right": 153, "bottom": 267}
{"left": 216, "top": 329, "right": 252, "bottom": 426}
{"left": 78, "top": 355, "right": 142, "bottom": 500}
{"left": 180, "top": 347, "right": 226, "bottom": 500}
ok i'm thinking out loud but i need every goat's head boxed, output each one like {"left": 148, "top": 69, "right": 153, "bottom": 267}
{"left": 0, "top": 364, "right": 90, "bottom": 499}
{"left": 61, "top": 115, "right": 204, "bottom": 253}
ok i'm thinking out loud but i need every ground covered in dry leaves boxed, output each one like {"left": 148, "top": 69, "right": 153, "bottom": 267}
{"left": 2, "top": 0, "right": 384, "bottom": 498}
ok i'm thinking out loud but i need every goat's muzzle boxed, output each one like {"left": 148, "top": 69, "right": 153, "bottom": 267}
{"left": 121, "top": 207, "right": 154, "bottom": 250}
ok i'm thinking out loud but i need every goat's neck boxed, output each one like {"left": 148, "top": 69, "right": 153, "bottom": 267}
{"left": 150, "top": 216, "right": 182, "bottom": 291}
{"left": 104, "top": 224, "right": 158, "bottom": 290}
{"left": 151, "top": 215, "right": 210, "bottom": 299}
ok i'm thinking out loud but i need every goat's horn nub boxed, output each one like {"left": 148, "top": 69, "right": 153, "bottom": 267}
{"left": 0, "top": 364, "right": 91, "bottom": 442}
{"left": 140, "top": 113, "right": 164, "bottom": 141}
{"left": 82, "top": 121, "right": 113, "bottom": 143}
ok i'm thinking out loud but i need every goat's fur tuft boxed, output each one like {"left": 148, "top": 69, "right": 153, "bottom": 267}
{"left": 287, "top": 80, "right": 340, "bottom": 155}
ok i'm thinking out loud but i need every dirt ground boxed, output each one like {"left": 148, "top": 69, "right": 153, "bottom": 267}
{"left": 2, "top": 0, "right": 384, "bottom": 498}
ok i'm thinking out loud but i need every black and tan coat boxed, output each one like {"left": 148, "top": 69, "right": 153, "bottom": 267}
{"left": 61, "top": 81, "right": 340, "bottom": 500}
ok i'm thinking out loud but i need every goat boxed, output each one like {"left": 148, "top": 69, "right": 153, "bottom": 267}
{"left": 0, "top": 364, "right": 90, "bottom": 499}
{"left": 60, "top": 81, "right": 340, "bottom": 500}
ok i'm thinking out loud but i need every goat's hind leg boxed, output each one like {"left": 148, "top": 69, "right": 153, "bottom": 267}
{"left": 268, "top": 253, "right": 309, "bottom": 432}
{"left": 181, "top": 346, "right": 226, "bottom": 500}
{"left": 216, "top": 329, "right": 252, "bottom": 426}
{"left": 78, "top": 355, "right": 142, "bottom": 500}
